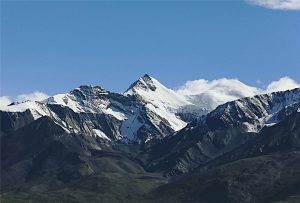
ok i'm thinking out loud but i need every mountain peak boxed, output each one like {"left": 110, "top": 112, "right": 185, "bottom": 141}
{"left": 142, "top": 73, "right": 151, "bottom": 79}
{"left": 140, "top": 73, "right": 153, "bottom": 82}
{"left": 139, "top": 73, "right": 154, "bottom": 82}
{"left": 71, "top": 85, "right": 108, "bottom": 97}
{"left": 125, "top": 74, "right": 158, "bottom": 93}
{"left": 77, "top": 85, "right": 106, "bottom": 92}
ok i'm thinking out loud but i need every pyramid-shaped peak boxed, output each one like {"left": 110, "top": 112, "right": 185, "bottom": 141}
{"left": 140, "top": 73, "right": 152, "bottom": 80}
{"left": 138, "top": 74, "right": 156, "bottom": 86}
{"left": 136, "top": 74, "right": 156, "bottom": 85}
{"left": 125, "top": 74, "right": 161, "bottom": 94}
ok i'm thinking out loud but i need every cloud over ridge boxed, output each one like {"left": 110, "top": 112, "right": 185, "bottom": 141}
{"left": 0, "top": 91, "right": 49, "bottom": 108}
{"left": 176, "top": 76, "right": 300, "bottom": 110}
{"left": 176, "top": 76, "right": 300, "bottom": 96}
{"left": 0, "top": 96, "right": 12, "bottom": 108}
{"left": 16, "top": 91, "right": 49, "bottom": 103}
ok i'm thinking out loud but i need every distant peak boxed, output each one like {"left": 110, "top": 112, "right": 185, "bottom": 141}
{"left": 70, "top": 85, "right": 108, "bottom": 98}
{"left": 77, "top": 85, "right": 106, "bottom": 92}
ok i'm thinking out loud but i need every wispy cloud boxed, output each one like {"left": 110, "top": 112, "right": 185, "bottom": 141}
{"left": 0, "top": 91, "right": 49, "bottom": 108}
{"left": 0, "top": 96, "right": 12, "bottom": 108}
{"left": 176, "top": 76, "right": 299, "bottom": 96}
{"left": 16, "top": 91, "right": 49, "bottom": 103}
{"left": 175, "top": 76, "right": 299, "bottom": 110}
{"left": 175, "top": 78, "right": 260, "bottom": 109}
{"left": 247, "top": 0, "right": 300, "bottom": 10}
{"left": 176, "top": 78, "right": 259, "bottom": 96}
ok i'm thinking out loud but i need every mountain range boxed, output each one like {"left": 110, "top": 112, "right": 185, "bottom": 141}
{"left": 1, "top": 74, "right": 300, "bottom": 203}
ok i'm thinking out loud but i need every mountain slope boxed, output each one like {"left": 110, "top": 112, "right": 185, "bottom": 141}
{"left": 1, "top": 77, "right": 300, "bottom": 203}
{"left": 146, "top": 152, "right": 300, "bottom": 203}
{"left": 146, "top": 88, "right": 300, "bottom": 175}
{"left": 2, "top": 106, "right": 299, "bottom": 203}
{"left": 1, "top": 116, "right": 167, "bottom": 202}
{"left": 145, "top": 111, "right": 300, "bottom": 203}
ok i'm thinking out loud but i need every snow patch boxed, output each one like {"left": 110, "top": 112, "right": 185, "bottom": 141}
{"left": 0, "top": 101, "right": 51, "bottom": 119}
{"left": 120, "top": 112, "right": 144, "bottom": 142}
{"left": 92, "top": 129, "right": 111, "bottom": 141}
{"left": 103, "top": 108, "right": 126, "bottom": 120}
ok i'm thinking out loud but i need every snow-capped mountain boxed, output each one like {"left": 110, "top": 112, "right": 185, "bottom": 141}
{"left": 147, "top": 88, "right": 300, "bottom": 174}
{"left": 1, "top": 76, "right": 300, "bottom": 203}
{"left": 207, "top": 87, "right": 300, "bottom": 131}
{"left": 1, "top": 75, "right": 299, "bottom": 146}
{"left": 0, "top": 75, "right": 203, "bottom": 143}
{"left": 124, "top": 74, "right": 204, "bottom": 131}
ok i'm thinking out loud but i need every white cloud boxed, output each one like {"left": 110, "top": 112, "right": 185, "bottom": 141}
{"left": 264, "top": 76, "right": 300, "bottom": 93}
{"left": 176, "top": 78, "right": 260, "bottom": 110}
{"left": 247, "top": 0, "right": 300, "bottom": 10}
{"left": 176, "top": 78, "right": 259, "bottom": 96}
{"left": 0, "top": 96, "right": 12, "bottom": 107}
{"left": 176, "top": 79, "right": 212, "bottom": 95}
{"left": 16, "top": 91, "right": 49, "bottom": 103}
{"left": 175, "top": 76, "right": 299, "bottom": 110}
{"left": 0, "top": 91, "right": 49, "bottom": 108}
{"left": 0, "top": 91, "right": 49, "bottom": 107}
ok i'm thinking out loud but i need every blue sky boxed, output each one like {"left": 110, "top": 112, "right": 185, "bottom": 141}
{"left": 1, "top": 1, "right": 300, "bottom": 98}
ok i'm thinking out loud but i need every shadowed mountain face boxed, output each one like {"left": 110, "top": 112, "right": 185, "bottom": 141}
{"left": 1, "top": 77, "right": 300, "bottom": 203}
{"left": 146, "top": 152, "right": 300, "bottom": 203}
{"left": 145, "top": 112, "right": 300, "bottom": 203}
{"left": 145, "top": 88, "right": 300, "bottom": 175}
